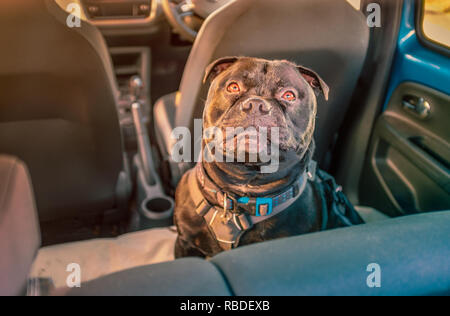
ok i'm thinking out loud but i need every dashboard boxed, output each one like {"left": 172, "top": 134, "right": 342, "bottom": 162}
{"left": 56, "top": 0, "right": 163, "bottom": 31}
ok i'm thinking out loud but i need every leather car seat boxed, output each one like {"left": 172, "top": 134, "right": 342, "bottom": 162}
{"left": 0, "top": 155, "right": 41, "bottom": 296}
{"left": 0, "top": 0, "right": 130, "bottom": 222}
{"left": 153, "top": 0, "right": 369, "bottom": 186}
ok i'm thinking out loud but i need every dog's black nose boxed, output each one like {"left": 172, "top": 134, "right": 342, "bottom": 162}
{"left": 241, "top": 98, "right": 272, "bottom": 114}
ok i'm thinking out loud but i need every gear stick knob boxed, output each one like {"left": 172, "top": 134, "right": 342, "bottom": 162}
{"left": 129, "top": 75, "right": 144, "bottom": 101}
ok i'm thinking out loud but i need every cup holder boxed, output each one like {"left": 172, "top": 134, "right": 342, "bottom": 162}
{"left": 139, "top": 196, "right": 174, "bottom": 220}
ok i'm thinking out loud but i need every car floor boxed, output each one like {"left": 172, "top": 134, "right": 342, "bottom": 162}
{"left": 29, "top": 226, "right": 178, "bottom": 289}
{"left": 39, "top": 214, "right": 132, "bottom": 247}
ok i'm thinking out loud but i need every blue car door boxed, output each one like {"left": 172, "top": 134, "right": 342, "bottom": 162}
{"left": 360, "top": 0, "right": 450, "bottom": 215}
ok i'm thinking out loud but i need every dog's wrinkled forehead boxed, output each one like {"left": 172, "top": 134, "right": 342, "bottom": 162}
{"left": 215, "top": 58, "right": 304, "bottom": 92}
{"left": 204, "top": 57, "right": 329, "bottom": 101}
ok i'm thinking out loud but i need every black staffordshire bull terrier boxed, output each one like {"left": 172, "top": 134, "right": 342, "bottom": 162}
{"left": 174, "top": 57, "right": 363, "bottom": 258}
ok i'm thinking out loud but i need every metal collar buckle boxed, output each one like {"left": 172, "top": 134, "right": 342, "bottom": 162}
{"left": 334, "top": 185, "right": 346, "bottom": 204}
{"left": 223, "top": 192, "right": 239, "bottom": 214}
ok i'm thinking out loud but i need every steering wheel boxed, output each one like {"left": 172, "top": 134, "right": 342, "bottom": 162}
{"left": 161, "top": 0, "right": 230, "bottom": 42}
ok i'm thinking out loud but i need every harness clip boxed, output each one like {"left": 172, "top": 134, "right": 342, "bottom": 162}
{"left": 255, "top": 197, "right": 273, "bottom": 216}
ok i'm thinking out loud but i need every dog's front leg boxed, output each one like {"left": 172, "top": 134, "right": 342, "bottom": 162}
{"left": 174, "top": 236, "right": 207, "bottom": 258}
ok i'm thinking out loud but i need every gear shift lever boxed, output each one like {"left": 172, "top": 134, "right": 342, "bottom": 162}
{"left": 128, "top": 75, "right": 158, "bottom": 186}
{"left": 127, "top": 76, "right": 175, "bottom": 227}
{"left": 132, "top": 101, "right": 157, "bottom": 186}
{"left": 129, "top": 75, "right": 144, "bottom": 102}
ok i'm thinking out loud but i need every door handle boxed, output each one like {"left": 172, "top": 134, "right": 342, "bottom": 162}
{"left": 402, "top": 95, "right": 431, "bottom": 119}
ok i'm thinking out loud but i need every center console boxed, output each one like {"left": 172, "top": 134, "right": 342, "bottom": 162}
{"left": 109, "top": 46, "right": 150, "bottom": 149}
{"left": 109, "top": 46, "right": 174, "bottom": 229}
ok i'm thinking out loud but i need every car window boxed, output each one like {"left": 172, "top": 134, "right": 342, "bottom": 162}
{"left": 421, "top": 0, "right": 450, "bottom": 49}
{"left": 346, "top": 0, "right": 361, "bottom": 10}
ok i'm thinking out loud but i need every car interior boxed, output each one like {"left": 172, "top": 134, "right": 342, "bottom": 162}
{"left": 0, "top": 0, "right": 449, "bottom": 296}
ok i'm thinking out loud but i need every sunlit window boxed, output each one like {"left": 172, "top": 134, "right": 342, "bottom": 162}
{"left": 421, "top": 0, "right": 450, "bottom": 49}
{"left": 346, "top": 0, "right": 361, "bottom": 11}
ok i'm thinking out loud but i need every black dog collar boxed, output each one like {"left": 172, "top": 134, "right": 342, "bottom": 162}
{"left": 197, "top": 162, "right": 312, "bottom": 218}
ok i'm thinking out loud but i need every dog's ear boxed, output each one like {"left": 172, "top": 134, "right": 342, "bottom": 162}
{"left": 203, "top": 57, "right": 239, "bottom": 84}
{"left": 296, "top": 65, "right": 329, "bottom": 101}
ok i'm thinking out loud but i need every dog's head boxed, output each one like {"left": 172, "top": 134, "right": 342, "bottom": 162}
{"left": 202, "top": 56, "right": 328, "bottom": 168}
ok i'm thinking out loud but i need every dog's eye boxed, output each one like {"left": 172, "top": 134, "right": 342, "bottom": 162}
{"left": 281, "top": 91, "right": 296, "bottom": 102}
{"left": 226, "top": 82, "right": 240, "bottom": 93}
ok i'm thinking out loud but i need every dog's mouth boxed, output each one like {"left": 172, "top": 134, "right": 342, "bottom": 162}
{"left": 228, "top": 133, "right": 273, "bottom": 163}
{"left": 203, "top": 124, "right": 286, "bottom": 165}
{"left": 203, "top": 103, "right": 307, "bottom": 164}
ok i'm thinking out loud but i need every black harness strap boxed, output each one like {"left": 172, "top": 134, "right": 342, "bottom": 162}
{"left": 188, "top": 168, "right": 250, "bottom": 250}
{"left": 314, "top": 169, "right": 364, "bottom": 229}
{"left": 184, "top": 163, "right": 364, "bottom": 252}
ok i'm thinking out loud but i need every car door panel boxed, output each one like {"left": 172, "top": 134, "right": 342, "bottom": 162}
{"left": 360, "top": 82, "right": 450, "bottom": 216}
{"left": 359, "top": 0, "right": 450, "bottom": 216}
